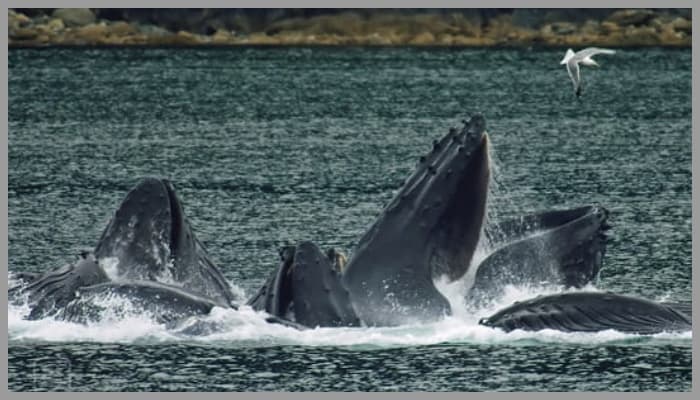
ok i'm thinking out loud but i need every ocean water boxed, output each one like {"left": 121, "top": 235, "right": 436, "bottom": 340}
{"left": 7, "top": 47, "right": 691, "bottom": 391}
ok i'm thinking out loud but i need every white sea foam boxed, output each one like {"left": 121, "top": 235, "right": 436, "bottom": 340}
{"left": 7, "top": 273, "right": 690, "bottom": 346}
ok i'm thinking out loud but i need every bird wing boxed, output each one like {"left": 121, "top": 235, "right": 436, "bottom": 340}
{"left": 573, "top": 47, "right": 616, "bottom": 61}
{"left": 566, "top": 58, "right": 580, "bottom": 90}
{"left": 560, "top": 48, "right": 576, "bottom": 65}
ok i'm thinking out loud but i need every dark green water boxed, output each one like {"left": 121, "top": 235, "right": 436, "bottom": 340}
{"left": 8, "top": 47, "right": 691, "bottom": 391}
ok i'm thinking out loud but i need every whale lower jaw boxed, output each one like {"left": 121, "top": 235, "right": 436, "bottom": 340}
{"left": 479, "top": 292, "right": 691, "bottom": 334}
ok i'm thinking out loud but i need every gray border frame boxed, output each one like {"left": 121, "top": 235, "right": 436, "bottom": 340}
{"left": 2, "top": 0, "right": 696, "bottom": 396}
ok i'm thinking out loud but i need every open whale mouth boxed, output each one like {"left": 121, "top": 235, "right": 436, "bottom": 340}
{"left": 465, "top": 204, "right": 611, "bottom": 309}
{"left": 366, "top": 115, "right": 491, "bottom": 262}
{"left": 427, "top": 132, "right": 490, "bottom": 282}
{"left": 486, "top": 205, "right": 609, "bottom": 247}
{"left": 382, "top": 114, "right": 492, "bottom": 282}
{"left": 341, "top": 114, "right": 492, "bottom": 326}
{"left": 93, "top": 177, "right": 188, "bottom": 282}
{"left": 163, "top": 180, "right": 186, "bottom": 257}
{"left": 246, "top": 243, "right": 360, "bottom": 328}
{"left": 95, "top": 177, "right": 237, "bottom": 304}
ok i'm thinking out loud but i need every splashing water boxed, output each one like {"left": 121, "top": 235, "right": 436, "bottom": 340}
{"left": 7, "top": 136, "right": 691, "bottom": 347}
{"left": 455, "top": 133, "right": 518, "bottom": 300}
{"left": 7, "top": 270, "right": 690, "bottom": 347}
{"left": 480, "top": 131, "right": 519, "bottom": 249}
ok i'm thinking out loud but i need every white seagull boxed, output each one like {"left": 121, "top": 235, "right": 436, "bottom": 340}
{"left": 560, "top": 47, "right": 616, "bottom": 97}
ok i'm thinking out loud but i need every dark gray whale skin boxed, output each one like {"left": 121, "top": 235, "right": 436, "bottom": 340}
{"left": 61, "top": 280, "right": 227, "bottom": 325}
{"left": 10, "top": 115, "right": 618, "bottom": 331}
{"left": 246, "top": 246, "right": 296, "bottom": 318}
{"left": 466, "top": 205, "right": 610, "bottom": 308}
{"left": 77, "top": 116, "right": 615, "bottom": 330}
{"left": 93, "top": 177, "right": 236, "bottom": 306}
{"left": 478, "top": 292, "right": 691, "bottom": 334}
{"left": 10, "top": 177, "right": 308, "bottom": 330}
{"left": 10, "top": 177, "right": 238, "bottom": 321}
{"left": 61, "top": 280, "right": 307, "bottom": 330}
{"left": 10, "top": 253, "right": 109, "bottom": 320}
{"left": 247, "top": 242, "right": 360, "bottom": 328}
{"left": 247, "top": 115, "right": 493, "bottom": 327}
{"left": 341, "top": 115, "right": 491, "bottom": 326}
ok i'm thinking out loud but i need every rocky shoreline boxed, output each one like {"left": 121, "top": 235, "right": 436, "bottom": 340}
{"left": 9, "top": 8, "right": 691, "bottom": 48}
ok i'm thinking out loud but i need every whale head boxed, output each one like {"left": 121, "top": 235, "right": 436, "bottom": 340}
{"left": 342, "top": 114, "right": 491, "bottom": 326}
{"left": 94, "top": 177, "right": 235, "bottom": 304}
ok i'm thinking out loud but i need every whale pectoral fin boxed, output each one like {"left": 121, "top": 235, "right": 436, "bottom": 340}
{"left": 290, "top": 242, "right": 360, "bottom": 328}
{"left": 264, "top": 315, "right": 309, "bottom": 330}
{"left": 19, "top": 254, "right": 109, "bottom": 320}
{"left": 479, "top": 292, "right": 692, "bottom": 334}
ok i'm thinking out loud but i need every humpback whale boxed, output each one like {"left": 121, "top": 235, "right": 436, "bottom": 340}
{"left": 247, "top": 115, "right": 493, "bottom": 327}
{"left": 243, "top": 116, "right": 621, "bottom": 329}
{"left": 341, "top": 116, "right": 491, "bottom": 326}
{"left": 62, "top": 280, "right": 225, "bottom": 325}
{"left": 12, "top": 253, "right": 109, "bottom": 320}
{"left": 466, "top": 206, "right": 610, "bottom": 309}
{"left": 10, "top": 178, "right": 238, "bottom": 323}
{"left": 479, "top": 292, "right": 691, "bottom": 334}
{"left": 9, "top": 114, "right": 690, "bottom": 336}
{"left": 92, "top": 177, "right": 236, "bottom": 306}
{"left": 247, "top": 242, "right": 360, "bottom": 327}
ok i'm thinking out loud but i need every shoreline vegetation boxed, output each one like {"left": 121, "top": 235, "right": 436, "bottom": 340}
{"left": 9, "top": 8, "right": 691, "bottom": 48}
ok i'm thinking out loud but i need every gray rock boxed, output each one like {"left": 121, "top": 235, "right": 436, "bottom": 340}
{"left": 670, "top": 17, "right": 692, "bottom": 34}
{"left": 9, "top": 27, "right": 38, "bottom": 40}
{"left": 541, "top": 22, "right": 578, "bottom": 36}
{"left": 52, "top": 8, "right": 96, "bottom": 27}
{"left": 138, "top": 24, "right": 172, "bottom": 36}
{"left": 606, "top": 9, "right": 656, "bottom": 26}
{"left": 512, "top": 9, "right": 614, "bottom": 29}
